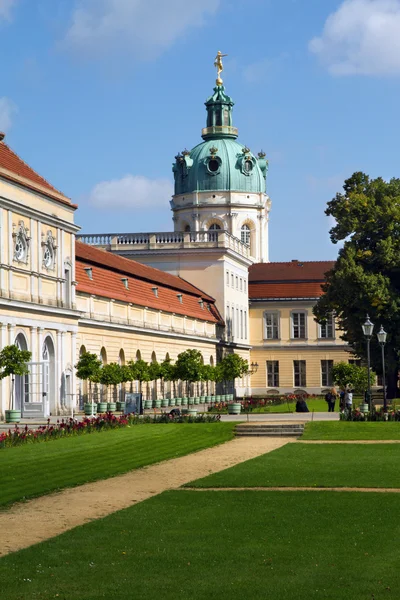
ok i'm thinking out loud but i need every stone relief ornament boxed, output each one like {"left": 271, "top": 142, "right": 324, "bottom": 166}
{"left": 12, "top": 221, "right": 30, "bottom": 263}
{"left": 42, "top": 230, "right": 57, "bottom": 270}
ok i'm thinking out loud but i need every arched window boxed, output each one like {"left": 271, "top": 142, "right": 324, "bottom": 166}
{"left": 241, "top": 224, "right": 251, "bottom": 245}
{"left": 42, "top": 336, "right": 55, "bottom": 414}
{"left": 119, "top": 349, "right": 125, "bottom": 366}
{"left": 209, "top": 223, "right": 221, "bottom": 231}
{"left": 14, "top": 333, "right": 29, "bottom": 410}
{"left": 136, "top": 350, "right": 141, "bottom": 362}
{"left": 100, "top": 347, "right": 107, "bottom": 365}
{"left": 184, "top": 225, "right": 191, "bottom": 232}
{"left": 210, "top": 356, "right": 214, "bottom": 366}
{"left": 151, "top": 351, "right": 157, "bottom": 363}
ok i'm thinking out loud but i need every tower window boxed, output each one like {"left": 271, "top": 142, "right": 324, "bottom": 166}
{"left": 241, "top": 224, "right": 251, "bottom": 245}
{"left": 208, "top": 159, "right": 219, "bottom": 172}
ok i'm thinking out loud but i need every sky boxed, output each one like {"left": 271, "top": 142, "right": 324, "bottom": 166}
{"left": 1, "top": 0, "right": 400, "bottom": 261}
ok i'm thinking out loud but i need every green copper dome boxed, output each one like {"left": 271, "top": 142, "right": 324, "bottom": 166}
{"left": 173, "top": 84, "right": 268, "bottom": 196}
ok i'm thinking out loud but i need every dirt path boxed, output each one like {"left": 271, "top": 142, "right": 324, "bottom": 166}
{"left": 184, "top": 486, "right": 400, "bottom": 493}
{"left": 0, "top": 436, "right": 293, "bottom": 557}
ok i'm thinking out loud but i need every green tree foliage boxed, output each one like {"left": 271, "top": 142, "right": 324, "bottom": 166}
{"left": 201, "top": 364, "right": 216, "bottom": 395}
{"left": 175, "top": 349, "right": 204, "bottom": 395}
{"left": 99, "top": 363, "right": 122, "bottom": 402}
{"left": 0, "top": 345, "right": 32, "bottom": 410}
{"left": 75, "top": 352, "right": 102, "bottom": 405}
{"left": 331, "top": 362, "right": 372, "bottom": 394}
{"left": 128, "top": 359, "right": 150, "bottom": 396}
{"left": 219, "top": 354, "right": 249, "bottom": 381}
{"left": 314, "top": 172, "right": 400, "bottom": 397}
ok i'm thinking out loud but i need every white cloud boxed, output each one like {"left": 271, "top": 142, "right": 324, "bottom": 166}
{"left": 0, "top": 97, "right": 17, "bottom": 132}
{"left": 62, "top": 0, "right": 219, "bottom": 61}
{"left": 0, "top": 0, "right": 17, "bottom": 20}
{"left": 310, "top": 0, "right": 400, "bottom": 75}
{"left": 88, "top": 174, "right": 173, "bottom": 210}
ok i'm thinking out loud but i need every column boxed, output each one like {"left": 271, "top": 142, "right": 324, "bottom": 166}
{"left": 71, "top": 234, "right": 76, "bottom": 306}
{"left": 56, "top": 330, "right": 63, "bottom": 413}
{"left": 30, "top": 326, "right": 38, "bottom": 362}
{"left": 71, "top": 331, "right": 77, "bottom": 412}
{"left": 8, "top": 323, "right": 15, "bottom": 345}
{"left": 8, "top": 211, "right": 13, "bottom": 295}
{"left": 0, "top": 323, "right": 7, "bottom": 413}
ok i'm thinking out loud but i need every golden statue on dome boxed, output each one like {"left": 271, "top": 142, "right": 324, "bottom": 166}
{"left": 214, "top": 51, "right": 228, "bottom": 85}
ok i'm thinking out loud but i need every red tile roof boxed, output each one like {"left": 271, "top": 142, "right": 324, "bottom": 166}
{"left": 0, "top": 140, "right": 74, "bottom": 207}
{"left": 249, "top": 260, "right": 334, "bottom": 300}
{"left": 76, "top": 242, "right": 221, "bottom": 324}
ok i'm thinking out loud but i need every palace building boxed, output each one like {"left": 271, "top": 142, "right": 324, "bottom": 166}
{"left": 0, "top": 62, "right": 352, "bottom": 418}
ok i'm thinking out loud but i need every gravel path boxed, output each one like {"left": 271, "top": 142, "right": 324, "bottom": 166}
{"left": 0, "top": 436, "right": 293, "bottom": 557}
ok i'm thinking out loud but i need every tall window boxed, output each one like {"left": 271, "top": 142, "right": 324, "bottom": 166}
{"left": 244, "top": 280, "right": 247, "bottom": 293}
{"left": 231, "top": 309, "right": 235, "bottom": 339}
{"left": 226, "top": 271, "right": 229, "bottom": 286}
{"left": 244, "top": 310, "right": 247, "bottom": 339}
{"left": 236, "top": 276, "right": 238, "bottom": 290}
{"left": 231, "top": 273, "right": 234, "bottom": 287}
{"left": 226, "top": 305, "right": 230, "bottom": 338}
{"left": 319, "top": 315, "right": 335, "bottom": 339}
{"left": 294, "top": 360, "right": 307, "bottom": 387}
{"left": 292, "top": 312, "right": 307, "bottom": 339}
{"left": 321, "top": 360, "right": 334, "bottom": 386}
{"left": 241, "top": 224, "right": 251, "bottom": 245}
{"left": 240, "top": 310, "right": 243, "bottom": 339}
{"left": 264, "top": 312, "right": 279, "bottom": 339}
{"left": 236, "top": 308, "right": 239, "bottom": 338}
{"left": 267, "top": 361, "right": 279, "bottom": 387}
{"left": 209, "top": 223, "right": 221, "bottom": 231}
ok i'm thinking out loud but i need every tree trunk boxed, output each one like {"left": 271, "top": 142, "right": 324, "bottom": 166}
{"left": 386, "top": 365, "right": 399, "bottom": 399}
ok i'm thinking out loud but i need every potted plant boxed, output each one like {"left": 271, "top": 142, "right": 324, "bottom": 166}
{"left": 0, "top": 344, "right": 32, "bottom": 423}
{"left": 131, "top": 359, "right": 152, "bottom": 409}
{"left": 218, "top": 353, "right": 249, "bottom": 415}
{"left": 118, "top": 364, "right": 132, "bottom": 412}
{"left": 75, "top": 351, "right": 101, "bottom": 416}
{"left": 99, "top": 363, "right": 122, "bottom": 412}
{"left": 175, "top": 349, "right": 203, "bottom": 410}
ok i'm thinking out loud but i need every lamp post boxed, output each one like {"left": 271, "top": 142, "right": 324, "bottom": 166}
{"left": 362, "top": 315, "right": 374, "bottom": 411}
{"left": 250, "top": 362, "right": 259, "bottom": 374}
{"left": 377, "top": 325, "right": 387, "bottom": 412}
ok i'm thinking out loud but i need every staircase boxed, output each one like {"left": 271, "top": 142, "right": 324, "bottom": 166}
{"left": 235, "top": 423, "right": 304, "bottom": 438}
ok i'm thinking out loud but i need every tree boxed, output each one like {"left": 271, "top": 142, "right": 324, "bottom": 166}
{"left": 331, "top": 362, "right": 373, "bottom": 394}
{"left": 314, "top": 172, "right": 400, "bottom": 398}
{"left": 218, "top": 353, "right": 249, "bottom": 393}
{"left": 99, "top": 363, "right": 122, "bottom": 403}
{"left": 129, "top": 359, "right": 150, "bottom": 398}
{"left": 148, "top": 360, "right": 161, "bottom": 400}
{"left": 75, "top": 351, "right": 102, "bottom": 408}
{"left": 175, "top": 349, "right": 204, "bottom": 396}
{"left": 0, "top": 345, "right": 32, "bottom": 411}
{"left": 201, "top": 364, "right": 216, "bottom": 396}
{"left": 159, "top": 357, "right": 175, "bottom": 399}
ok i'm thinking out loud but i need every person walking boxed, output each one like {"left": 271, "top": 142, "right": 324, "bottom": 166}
{"left": 344, "top": 387, "right": 353, "bottom": 413}
{"left": 325, "top": 387, "right": 337, "bottom": 412}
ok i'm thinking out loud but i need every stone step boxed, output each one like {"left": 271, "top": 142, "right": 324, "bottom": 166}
{"left": 235, "top": 424, "right": 304, "bottom": 437}
{"left": 235, "top": 431, "right": 302, "bottom": 437}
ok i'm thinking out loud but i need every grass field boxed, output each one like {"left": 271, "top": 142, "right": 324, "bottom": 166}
{"left": 303, "top": 421, "right": 400, "bottom": 440}
{"left": 1, "top": 490, "right": 399, "bottom": 600}
{"left": 0, "top": 423, "right": 235, "bottom": 509}
{"left": 188, "top": 442, "right": 400, "bottom": 488}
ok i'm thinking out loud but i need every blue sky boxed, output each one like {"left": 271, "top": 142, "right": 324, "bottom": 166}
{"left": 1, "top": 0, "right": 400, "bottom": 261}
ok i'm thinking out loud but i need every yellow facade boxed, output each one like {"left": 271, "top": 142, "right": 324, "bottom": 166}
{"left": 249, "top": 300, "right": 351, "bottom": 394}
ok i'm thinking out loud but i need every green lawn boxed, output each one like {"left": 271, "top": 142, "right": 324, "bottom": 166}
{"left": 0, "top": 423, "right": 235, "bottom": 509}
{"left": 1, "top": 490, "right": 400, "bottom": 599}
{"left": 188, "top": 442, "right": 400, "bottom": 488}
{"left": 303, "top": 421, "right": 400, "bottom": 440}
{"left": 252, "top": 396, "right": 364, "bottom": 413}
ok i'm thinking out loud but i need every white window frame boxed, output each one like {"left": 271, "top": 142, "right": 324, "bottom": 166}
{"left": 294, "top": 360, "right": 306, "bottom": 387}
{"left": 319, "top": 314, "right": 335, "bottom": 339}
{"left": 291, "top": 311, "right": 307, "bottom": 339}
{"left": 321, "top": 360, "right": 334, "bottom": 386}
{"left": 264, "top": 311, "right": 280, "bottom": 340}
{"left": 266, "top": 361, "right": 279, "bottom": 387}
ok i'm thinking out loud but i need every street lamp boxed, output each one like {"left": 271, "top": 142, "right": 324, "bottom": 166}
{"left": 250, "top": 362, "right": 259, "bottom": 374}
{"left": 377, "top": 325, "right": 387, "bottom": 412}
{"left": 362, "top": 315, "right": 374, "bottom": 410}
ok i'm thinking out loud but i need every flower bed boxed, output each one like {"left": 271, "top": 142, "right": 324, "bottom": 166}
{"left": 340, "top": 406, "right": 400, "bottom": 422}
{"left": 0, "top": 412, "right": 222, "bottom": 450}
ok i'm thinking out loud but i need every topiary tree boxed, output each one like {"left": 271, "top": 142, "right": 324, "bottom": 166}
{"left": 99, "top": 363, "right": 122, "bottom": 403}
{"left": 331, "top": 362, "right": 373, "bottom": 394}
{"left": 75, "top": 351, "right": 102, "bottom": 411}
{"left": 159, "top": 357, "right": 175, "bottom": 399}
{"left": 219, "top": 353, "right": 249, "bottom": 395}
{"left": 130, "top": 359, "right": 150, "bottom": 399}
{"left": 175, "top": 349, "right": 204, "bottom": 397}
{"left": 148, "top": 360, "right": 161, "bottom": 400}
{"left": 0, "top": 345, "right": 32, "bottom": 411}
{"left": 201, "top": 364, "right": 215, "bottom": 396}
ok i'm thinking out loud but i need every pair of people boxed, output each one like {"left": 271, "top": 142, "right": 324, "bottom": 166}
{"left": 325, "top": 387, "right": 338, "bottom": 412}
{"left": 339, "top": 387, "right": 353, "bottom": 412}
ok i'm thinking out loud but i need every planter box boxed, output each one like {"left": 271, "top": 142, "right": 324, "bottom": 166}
{"left": 169, "top": 398, "right": 176, "bottom": 407}
{"left": 116, "top": 401, "right": 126, "bottom": 412}
{"left": 187, "top": 409, "right": 197, "bottom": 417}
{"left": 107, "top": 402, "right": 117, "bottom": 412}
{"left": 200, "top": 396, "right": 206, "bottom": 403}
{"left": 153, "top": 400, "right": 162, "bottom": 409}
{"left": 161, "top": 399, "right": 169, "bottom": 408}
{"left": 228, "top": 403, "right": 242, "bottom": 415}
{"left": 5, "top": 409, "right": 21, "bottom": 423}
{"left": 194, "top": 397, "right": 200, "bottom": 405}
{"left": 205, "top": 396, "right": 212, "bottom": 404}
{"left": 84, "top": 403, "right": 97, "bottom": 416}
{"left": 175, "top": 398, "right": 182, "bottom": 406}
{"left": 97, "top": 402, "right": 108, "bottom": 413}
{"left": 188, "top": 397, "right": 195, "bottom": 405}
{"left": 144, "top": 400, "right": 152, "bottom": 410}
